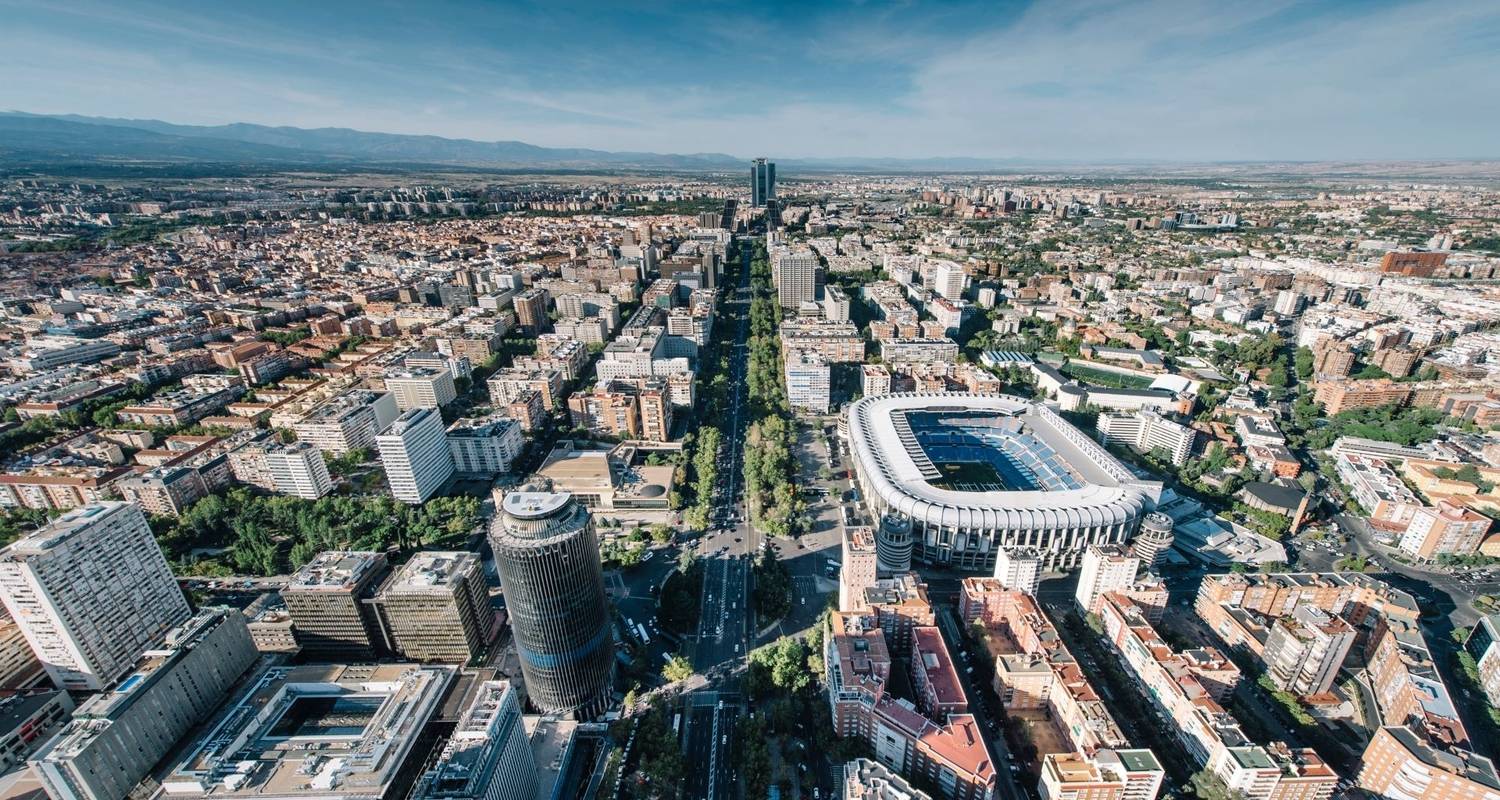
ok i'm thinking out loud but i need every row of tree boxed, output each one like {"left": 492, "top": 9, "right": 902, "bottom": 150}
{"left": 742, "top": 245, "right": 806, "bottom": 537}
{"left": 751, "top": 548, "right": 793, "bottom": 621}
{"left": 683, "top": 425, "right": 722, "bottom": 531}
{"left": 743, "top": 415, "right": 805, "bottom": 537}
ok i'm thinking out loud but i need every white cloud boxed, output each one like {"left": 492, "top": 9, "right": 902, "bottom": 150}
{"left": 1, "top": 0, "right": 1495, "bottom": 160}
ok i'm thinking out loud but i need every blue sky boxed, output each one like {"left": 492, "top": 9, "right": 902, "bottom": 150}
{"left": 2, "top": 0, "right": 1497, "bottom": 161}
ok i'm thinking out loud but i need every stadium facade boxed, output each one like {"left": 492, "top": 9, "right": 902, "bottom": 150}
{"left": 847, "top": 393, "right": 1161, "bottom": 571}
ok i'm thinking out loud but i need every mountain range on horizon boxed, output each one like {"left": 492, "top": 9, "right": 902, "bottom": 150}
{"left": 0, "top": 111, "right": 1042, "bottom": 173}
{"left": 2, "top": 112, "right": 1497, "bottom": 178}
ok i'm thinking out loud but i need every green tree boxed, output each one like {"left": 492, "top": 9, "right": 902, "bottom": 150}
{"left": 661, "top": 654, "right": 694, "bottom": 683}
{"left": 751, "top": 550, "right": 793, "bottom": 622}
{"left": 1293, "top": 347, "right": 1314, "bottom": 380}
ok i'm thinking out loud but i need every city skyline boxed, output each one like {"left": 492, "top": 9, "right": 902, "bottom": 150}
{"left": 4, "top": 13, "right": 1500, "bottom": 794}
{"left": 2, "top": 0, "right": 1499, "bottom": 162}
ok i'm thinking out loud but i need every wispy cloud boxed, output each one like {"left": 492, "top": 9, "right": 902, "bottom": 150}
{"left": 0, "top": 0, "right": 1495, "bottom": 159}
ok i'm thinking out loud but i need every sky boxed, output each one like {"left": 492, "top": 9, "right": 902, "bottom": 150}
{"left": 2, "top": 0, "right": 1498, "bottom": 162}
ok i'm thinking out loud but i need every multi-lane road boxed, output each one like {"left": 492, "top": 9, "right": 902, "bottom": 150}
{"left": 683, "top": 241, "right": 758, "bottom": 800}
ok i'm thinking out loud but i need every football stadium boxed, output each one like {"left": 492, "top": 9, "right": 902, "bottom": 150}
{"left": 847, "top": 393, "right": 1161, "bottom": 571}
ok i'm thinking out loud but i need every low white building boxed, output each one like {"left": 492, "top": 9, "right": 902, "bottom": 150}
{"left": 1096, "top": 410, "right": 1196, "bottom": 466}
{"left": 993, "top": 547, "right": 1042, "bottom": 595}
{"left": 447, "top": 415, "right": 525, "bottom": 478}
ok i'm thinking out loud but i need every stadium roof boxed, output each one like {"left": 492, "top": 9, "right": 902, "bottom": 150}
{"left": 848, "top": 393, "right": 1156, "bottom": 532}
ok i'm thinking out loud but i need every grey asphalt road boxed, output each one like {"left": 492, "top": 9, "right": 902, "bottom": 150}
{"left": 685, "top": 242, "right": 756, "bottom": 800}
{"left": 612, "top": 546, "right": 684, "bottom": 665}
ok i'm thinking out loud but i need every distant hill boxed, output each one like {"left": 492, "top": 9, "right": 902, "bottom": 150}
{"left": 0, "top": 112, "right": 1047, "bottom": 172}
{"left": 7, "top": 112, "right": 1493, "bottom": 177}
{"left": 0, "top": 114, "right": 336, "bottom": 165}
{"left": 0, "top": 112, "right": 744, "bottom": 170}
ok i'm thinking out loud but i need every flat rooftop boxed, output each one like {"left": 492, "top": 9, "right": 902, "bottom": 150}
{"left": 912, "top": 627, "right": 965, "bottom": 708}
{"left": 1, "top": 501, "right": 135, "bottom": 556}
{"left": 161, "top": 663, "right": 454, "bottom": 799}
{"left": 285, "top": 551, "right": 385, "bottom": 592}
{"left": 501, "top": 490, "right": 573, "bottom": 520}
{"left": 412, "top": 680, "right": 523, "bottom": 799}
{"left": 382, "top": 552, "right": 478, "bottom": 595}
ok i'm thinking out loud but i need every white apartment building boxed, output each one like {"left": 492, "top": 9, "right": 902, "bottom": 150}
{"left": 384, "top": 366, "right": 458, "bottom": 411}
{"left": 879, "top": 338, "right": 959, "bottom": 364}
{"left": 1234, "top": 415, "right": 1286, "bottom": 448}
{"left": 993, "top": 547, "right": 1042, "bottom": 595}
{"left": 929, "top": 297, "right": 966, "bottom": 334}
{"left": 1096, "top": 410, "right": 1196, "bottom": 467}
{"left": 1074, "top": 544, "right": 1141, "bottom": 617}
{"left": 294, "top": 390, "right": 400, "bottom": 454}
{"left": 447, "top": 416, "right": 525, "bottom": 477}
{"left": 931, "top": 261, "right": 967, "bottom": 302}
{"left": 594, "top": 332, "right": 692, "bottom": 390}
{"left": 0, "top": 502, "right": 191, "bottom": 691}
{"left": 553, "top": 316, "right": 610, "bottom": 345}
{"left": 823, "top": 285, "right": 852, "bottom": 323}
{"left": 861, "top": 364, "right": 892, "bottom": 398}
{"left": 377, "top": 408, "right": 455, "bottom": 504}
{"left": 263, "top": 441, "right": 334, "bottom": 499}
{"left": 785, "top": 350, "right": 832, "bottom": 414}
{"left": 15, "top": 338, "right": 121, "bottom": 373}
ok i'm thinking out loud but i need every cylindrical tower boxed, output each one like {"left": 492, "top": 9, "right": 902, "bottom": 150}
{"left": 491, "top": 489, "right": 614, "bottom": 719}
{"left": 876, "top": 514, "right": 913, "bottom": 574}
{"left": 1130, "top": 512, "right": 1174, "bottom": 571}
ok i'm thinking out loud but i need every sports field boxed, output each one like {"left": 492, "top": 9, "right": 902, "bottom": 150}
{"left": 932, "top": 461, "right": 1008, "bottom": 491}
{"left": 1059, "top": 362, "right": 1155, "bottom": 389}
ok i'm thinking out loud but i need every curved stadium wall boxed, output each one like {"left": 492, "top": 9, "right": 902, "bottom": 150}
{"left": 847, "top": 392, "right": 1157, "bottom": 571}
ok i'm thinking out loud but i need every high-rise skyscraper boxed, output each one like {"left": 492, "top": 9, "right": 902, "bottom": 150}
{"left": 931, "top": 261, "right": 967, "bottom": 302}
{"left": 839, "top": 526, "right": 878, "bottom": 613}
{"left": 1074, "top": 543, "right": 1140, "bottom": 616}
{"left": 0, "top": 502, "right": 190, "bottom": 691}
{"left": 772, "top": 247, "right": 819, "bottom": 308}
{"left": 993, "top": 547, "right": 1042, "bottom": 595}
{"left": 751, "top": 158, "right": 776, "bottom": 208}
{"left": 490, "top": 488, "right": 614, "bottom": 719}
{"left": 513, "top": 287, "right": 550, "bottom": 335}
{"left": 377, "top": 407, "right": 456, "bottom": 504}
{"left": 1262, "top": 605, "right": 1355, "bottom": 696}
